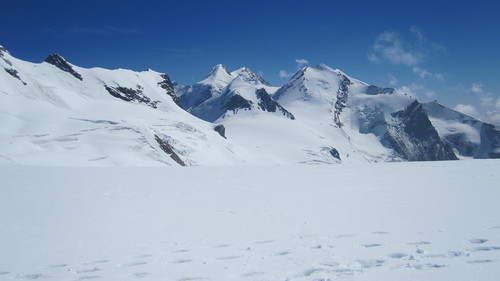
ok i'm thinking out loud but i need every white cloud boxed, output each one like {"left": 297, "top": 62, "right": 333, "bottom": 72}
{"left": 369, "top": 31, "right": 423, "bottom": 66}
{"left": 295, "top": 59, "right": 309, "bottom": 67}
{"left": 425, "top": 90, "right": 436, "bottom": 98}
{"left": 412, "top": 67, "right": 444, "bottom": 81}
{"left": 279, "top": 70, "right": 293, "bottom": 78}
{"left": 410, "top": 25, "right": 425, "bottom": 43}
{"left": 388, "top": 74, "right": 398, "bottom": 86}
{"left": 454, "top": 104, "right": 479, "bottom": 118}
{"left": 471, "top": 83, "right": 483, "bottom": 93}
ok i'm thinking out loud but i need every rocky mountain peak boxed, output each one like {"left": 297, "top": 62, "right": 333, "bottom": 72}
{"left": 44, "top": 53, "right": 83, "bottom": 81}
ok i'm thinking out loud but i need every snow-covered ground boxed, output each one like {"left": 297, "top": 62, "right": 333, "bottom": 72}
{"left": 1, "top": 160, "right": 499, "bottom": 281}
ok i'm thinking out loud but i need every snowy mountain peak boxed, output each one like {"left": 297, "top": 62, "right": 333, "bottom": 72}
{"left": 0, "top": 45, "right": 8, "bottom": 54}
{"left": 44, "top": 53, "right": 83, "bottom": 81}
{"left": 231, "top": 67, "right": 271, "bottom": 86}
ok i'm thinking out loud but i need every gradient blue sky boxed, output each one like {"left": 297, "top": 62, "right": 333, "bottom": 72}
{"left": 1, "top": 0, "right": 499, "bottom": 123}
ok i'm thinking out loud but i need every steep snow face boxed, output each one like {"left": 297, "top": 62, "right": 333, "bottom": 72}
{"left": 178, "top": 65, "right": 277, "bottom": 111}
{"left": 190, "top": 76, "right": 294, "bottom": 122}
{"left": 231, "top": 67, "right": 271, "bottom": 86}
{"left": 423, "top": 101, "right": 500, "bottom": 158}
{"left": 0, "top": 48, "right": 258, "bottom": 166}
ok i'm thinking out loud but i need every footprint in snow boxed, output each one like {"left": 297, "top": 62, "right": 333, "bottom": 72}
{"left": 122, "top": 262, "right": 147, "bottom": 267}
{"left": 132, "top": 272, "right": 153, "bottom": 278}
{"left": 216, "top": 256, "right": 241, "bottom": 260}
{"left": 467, "top": 259, "right": 495, "bottom": 264}
{"left": 303, "top": 268, "right": 324, "bottom": 276}
{"left": 370, "top": 231, "right": 389, "bottom": 235}
{"left": 171, "top": 259, "right": 192, "bottom": 264}
{"left": 47, "top": 264, "right": 67, "bottom": 269}
{"left": 355, "top": 259, "right": 385, "bottom": 269}
{"left": 473, "top": 246, "right": 500, "bottom": 252}
{"left": 362, "top": 243, "right": 382, "bottom": 248}
{"left": 85, "top": 260, "right": 109, "bottom": 265}
{"left": 407, "top": 241, "right": 432, "bottom": 245}
{"left": 388, "top": 253, "right": 407, "bottom": 259}
{"left": 469, "top": 238, "right": 489, "bottom": 244}
{"left": 255, "top": 240, "right": 274, "bottom": 244}
{"left": 18, "top": 273, "right": 43, "bottom": 279}
{"left": 213, "top": 244, "right": 231, "bottom": 248}
{"left": 76, "top": 267, "right": 101, "bottom": 274}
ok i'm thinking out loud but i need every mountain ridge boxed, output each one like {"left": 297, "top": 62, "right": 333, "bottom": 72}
{"left": 1, "top": 45, "right": 499, "bottom": 166}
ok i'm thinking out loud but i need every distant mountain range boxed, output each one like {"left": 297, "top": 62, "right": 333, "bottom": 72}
{"left": 1, "top": 45, "right": 498, "bottom": 166}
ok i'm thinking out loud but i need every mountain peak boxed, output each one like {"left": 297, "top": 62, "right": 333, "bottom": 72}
{"left": 232, "top": 67, "right": 271, "bottom": 86}
{"left": 200, "top": 64, "right": 234, "bottom": 85}
{"left": 207, "top": 64, "right": 231, "bottom": 77}
{"left": 44, "top": 53, "right": 83, "bottom": 81}
{"left": 0, "top": 45, "right": 8, "bottom": 54}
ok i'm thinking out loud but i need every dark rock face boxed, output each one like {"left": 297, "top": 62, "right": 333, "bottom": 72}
{"left": 476, "top": 124, "right": 500, "bottom": 158}
{"left": 4, "top": 68, "right": 26, "bottom": 85}
{"left": 422, "top": 101, "right": 500, "bottom": 159}
{"left": 222, "top": 94, "right": 253, "bottom": 113}
{"left": 383, "top": 100, "right": 458, "bottom": 161}
{"left": 256, "top": 89, "right": 295, "bottom": 120}
{"left": 333, "top": 76, "right": 352, "bottom": 127}
{"left": 44, "top": 54, "right": 83, "bottom": 81}
{"left": 366, "top": 85, "right": 394, "bottom": 95}
{"left": 158, "top": 74, "right": 181, "bottom": 107}
{"left": 104, "top": 84, "right": 159, "bottom": 108}
{"left": 154, "top": 135, "right": 186, "bottom": 166}
{"left": 214, "top": 124, "right": 226, "bottom": 138}
{"left": 329, "top": 147, "right": 341, "bottom": 160}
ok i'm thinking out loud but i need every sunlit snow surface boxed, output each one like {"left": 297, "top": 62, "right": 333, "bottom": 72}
{"left": 1, "top": 160, "right": 500, "bottom": 281}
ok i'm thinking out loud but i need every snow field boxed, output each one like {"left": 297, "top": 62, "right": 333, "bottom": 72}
{"left": 1, "top": 160, "right": 499, "bottom": 280}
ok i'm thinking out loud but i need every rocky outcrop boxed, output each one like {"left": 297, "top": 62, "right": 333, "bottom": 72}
{"left": 214, "top": 124, "right": 226, "bottom": 138}
{"left": 256, "top": 89, "right": 295, "bottom": 120}
{"left": 476, "top": 124, "right": 500, "bottom": 158}
{"left": 104, "top": 84, "right": 159, "bottom": 108}
{"left": 383, "top": 100, "right": 458, "bottom": 161}
{"left": 44, "top": 54, "right": 83, "bottom": 81}
{"left": 4, "top": 68, "right": 26, "bottom": 85}
{"left": 158, "top": 74, "right": 181, "bottom": 107}
{"left": 333, "top": 76, "right": 352, "bottom": 127}
{"left": 222, "top": 94, "right": 253, "bottom": 113}
{"left": 154, "top": 135, "right": 186, "bottom": 166}
{"left": 365, "top": 85, "right": 394, "bottom": 95}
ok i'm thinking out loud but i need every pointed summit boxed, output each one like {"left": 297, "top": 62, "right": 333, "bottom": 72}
{"left": 0, "top": 45, "right": 8, "bottom": 54}
{"left": 231, "top": 67, "right": 271, "bottom": 86}
{"left": 44, "top": 53, "right": 83, "bottom": 81}
{"left": 198, "top": 64, "right": 234, "bottom": 88}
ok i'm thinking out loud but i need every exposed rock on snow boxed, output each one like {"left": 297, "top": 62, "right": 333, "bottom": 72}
{"left": 44, "top": 53, "right": 83, "bottom": 81}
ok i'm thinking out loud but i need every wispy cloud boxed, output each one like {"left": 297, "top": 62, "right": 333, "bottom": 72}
{"left": 471, "top": 83, "right": 483, "bottom": 93}
{"left": 368, "top": 31, "right": 423, "bottom": 66}
{"left": 279, "top": 70, "right": 293, "bottom": 78}
{"left": 412, "top": 66, "right": 444, "bottom": 81}
{"left": 452, "top": 84, "right": 500, "bottom": 125}
{"left": 295, "top": 59, "right": 309, "bottom": 67}
{"left": 454, "top": 104, "right": 480, "bottom": 117}
{"left": 369, "top": 26, "right": 448, "bottom": 89}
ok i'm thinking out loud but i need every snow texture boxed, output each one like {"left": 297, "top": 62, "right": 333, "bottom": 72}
{"left": 1, "top": 159, "right": 500, "bottom": 281}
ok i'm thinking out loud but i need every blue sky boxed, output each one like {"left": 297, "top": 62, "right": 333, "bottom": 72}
{"left": 1, "top": 0, "right": 499, "bottom": 123}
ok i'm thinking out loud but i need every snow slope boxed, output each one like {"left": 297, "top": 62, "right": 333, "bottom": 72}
{"left": 1, "top": 159, "right": 500, "bottom": 281}
{"left": 2, "top": 45, "right": 499, "bottom": 165}
{"left": 0, "top": 47, "right": 255, "bottom": 166}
